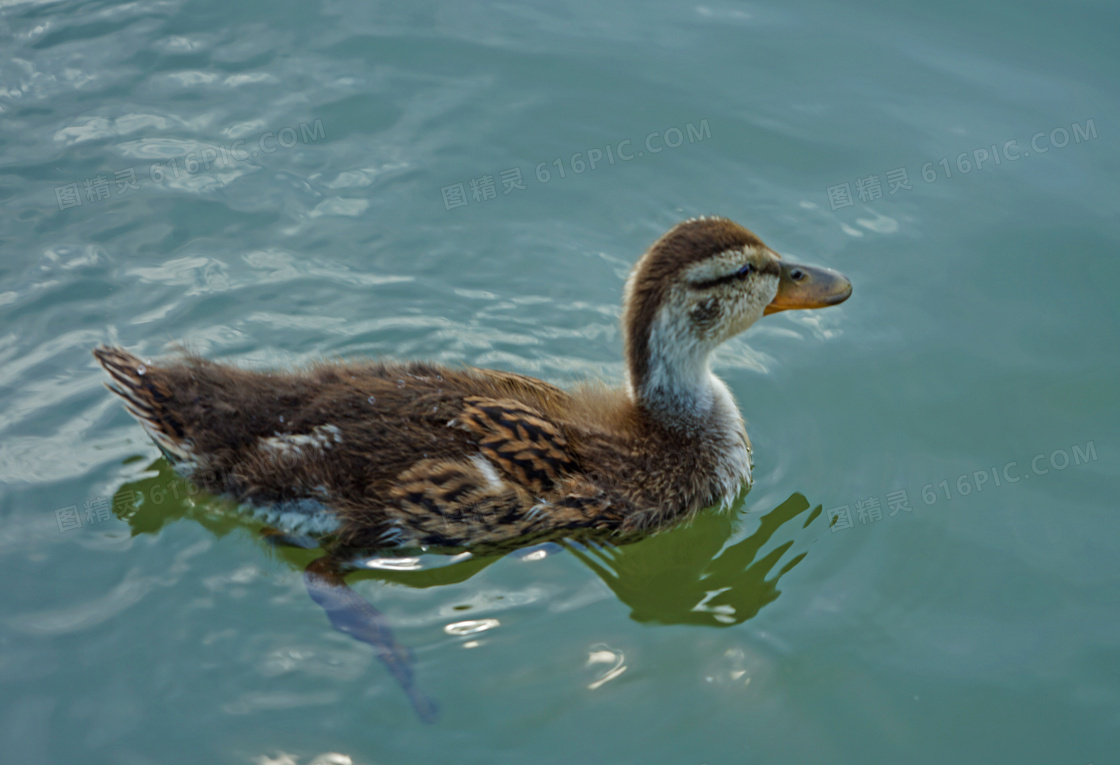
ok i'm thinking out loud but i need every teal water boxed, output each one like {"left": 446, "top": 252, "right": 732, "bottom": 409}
{"left": 2, "top": 0, "right": 1119, "bottom": 763}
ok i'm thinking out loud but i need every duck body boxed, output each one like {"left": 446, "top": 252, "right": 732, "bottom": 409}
{"left": 94, "top": 350, "right": 750, "bottom": 550}
{"left": 95, "top": 217, "right": 850, "bottom": 552}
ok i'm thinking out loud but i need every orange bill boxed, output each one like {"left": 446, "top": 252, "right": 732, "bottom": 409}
{"left": 764, "top": 261, "right": 852, "bottom": 315}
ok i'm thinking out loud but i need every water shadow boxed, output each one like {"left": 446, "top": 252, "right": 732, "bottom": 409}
{"left": 109, "top": 457, "right": 824, "bottom": 719}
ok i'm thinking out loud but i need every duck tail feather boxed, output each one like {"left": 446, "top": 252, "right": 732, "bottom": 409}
{"left": 93, "top": 345, "right": 194, "bottom": 463}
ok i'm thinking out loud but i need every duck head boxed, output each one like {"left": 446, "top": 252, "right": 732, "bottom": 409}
{"left": 622, "top": 217, "right": 851, "bottom": 414}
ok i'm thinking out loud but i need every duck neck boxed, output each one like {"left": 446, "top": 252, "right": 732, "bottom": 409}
{"left": 632, "top": 346, "right": 721, "bottom": 425}
{"left": 626, "top": 310, "right": 734, "bottom": 431}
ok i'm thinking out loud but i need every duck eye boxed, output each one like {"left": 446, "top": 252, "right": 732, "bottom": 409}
{"left": 689, "top": 262, "right": 756, "bottom": 290}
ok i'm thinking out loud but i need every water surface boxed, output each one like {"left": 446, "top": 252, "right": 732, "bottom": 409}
{"left": 1, "top": 1, "right": 1118, "bottom": 763}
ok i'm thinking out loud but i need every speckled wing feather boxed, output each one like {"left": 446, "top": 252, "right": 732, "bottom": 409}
{"left": 385, "top": 458, "right": 536, "bottom": 546}
{"left": 453, "top": 396, "right": 579, "bottom": 494}
{"left": 374, "top": 396, "right": 611, "bottom": 548}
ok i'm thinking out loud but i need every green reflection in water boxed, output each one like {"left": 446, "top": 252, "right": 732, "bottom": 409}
{"left": 112, "top": 457, "right": 823, "bottom": 627}
{"left": 566, "top": 492, "right": 820, "bottom": 627}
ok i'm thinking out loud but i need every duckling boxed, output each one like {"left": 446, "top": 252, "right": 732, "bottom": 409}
{"left": 94, "top": 217, "right": 850, "bottom": 552}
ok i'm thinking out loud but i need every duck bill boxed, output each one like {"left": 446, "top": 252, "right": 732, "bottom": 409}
{"left": 764, "top": 261, "right": 852, "bottom": 315}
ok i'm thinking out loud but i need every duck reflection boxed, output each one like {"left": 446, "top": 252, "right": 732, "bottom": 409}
{"left": 110, "top": 458, "right": 823, "bottom": 721}
{"left": 564, "top": 491, "right": 821, "bottom": 627}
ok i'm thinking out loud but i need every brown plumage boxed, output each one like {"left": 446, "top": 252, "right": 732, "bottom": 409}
{"left": 94, "top": 217, "right": 851, "bottom": 551}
